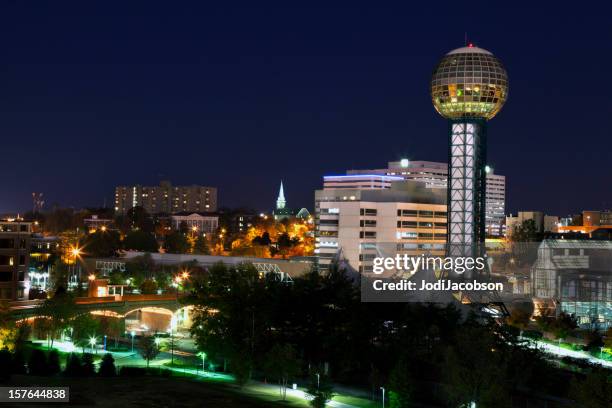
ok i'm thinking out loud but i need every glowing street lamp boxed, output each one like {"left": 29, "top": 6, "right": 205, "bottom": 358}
{"left": 88, "top": 274, "right": 96, "bottom": 281}
{"left": 130, "top": 330, "right": 136, "bottom": 353}
{"left": 380, "top": 386, "right": 385, "bottom": 408}
{"left": 197, "top": 351, "right": 207, "bottom": 374}
{"left": 89, "top": 336, "right": 97, "bottom": 353}
{"left": 69, "top": 246, "right": 82, "bottom": 285}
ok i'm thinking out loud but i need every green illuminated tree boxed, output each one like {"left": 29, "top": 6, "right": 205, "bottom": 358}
{"left": 138, "top": 335, "right": 160, "bottom": 368}
{"left": 36, "top": 290, "right": 76, "bottom": 349}
{"left": 263, "top": 343, "right": 300, "bottom": 400}
{"left": 306, "top": 373, "right": 334, "bottom": 408}
{"left": 388, "top": 354, "right": 414, "bottom": 408}
{"left": 71, "top": 313, "right": 99, "bottom": 353}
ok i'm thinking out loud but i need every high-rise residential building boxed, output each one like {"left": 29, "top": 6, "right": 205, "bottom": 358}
{"left": 344, "top": 159, "right": 506, "bottom": 236}
{"left": 114, "top": 181, "right": 217, "bottom": 215}
{"left": 0, "top": 220, "right": 32, "bottom": 300}
{"left": 315, "top": 181, "right": 447, "bottom": 273}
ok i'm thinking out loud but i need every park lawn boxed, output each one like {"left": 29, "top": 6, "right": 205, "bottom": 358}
{"left": 25, "top": 342, "right": 103, "bottom": 364}
{"left": 4, "top": 375, "right": 299, "bottom": 408}
{"left": 333, "top": 394, "right": 378, "bottom": 408}
{"left": 241, "top": 383, "right": 311, "bottom": 407}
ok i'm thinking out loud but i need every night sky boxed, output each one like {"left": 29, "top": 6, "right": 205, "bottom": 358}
{"left": 1, "top": 2, "right": 611, "bottom": 215}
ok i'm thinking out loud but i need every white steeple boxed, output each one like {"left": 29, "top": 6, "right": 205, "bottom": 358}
{"left": 276, "top": 181, "right": 286, "bottom": 210}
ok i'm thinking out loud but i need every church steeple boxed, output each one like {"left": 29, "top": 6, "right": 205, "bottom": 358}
{"left": 276, "top": 181, "right": 286, "bottom": 210}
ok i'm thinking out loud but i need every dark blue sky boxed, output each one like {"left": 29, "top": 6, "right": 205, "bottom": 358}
{"left": 1, "top": 2, "right": 611, "bottom": 215}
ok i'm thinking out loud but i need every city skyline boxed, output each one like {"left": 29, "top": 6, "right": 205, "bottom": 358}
{"left": 1, "top": 2, "right": 611, "bottom": 215}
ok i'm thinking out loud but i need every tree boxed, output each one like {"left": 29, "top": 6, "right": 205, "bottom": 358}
{"left": 583, "top": 330, "right": 604, "bottom": 353}
{"left": 263, "top": 344, "right": 300, "bottom": 400}
{"left": 252, "top": 232, "right": 271, "bottom": 246}
{"left": 36, "top": 292, "right": 75, "bottom": 349}
{"left": 117, "top": 206, "right": 154, "bottom": 233}
{"left": 81, "top": 353, "right": 95, "bottom": 376}
{"left": 80, "top": 230, "right": 121, "bottom": 258}
{"left": 123, "top": 230, "right": 158, "bottom": 252}
{"left": 98, "top": 353, "right": 116, "bottom": 376}
{"left": 47, "top": 350, "right": 61, "bottom": 375}
{"left": 388, "top": 354, "right": 414, "bottom": 408}
{"left": 164, "top": 231, "right": 189, "bottom": 254}
{"left": 507, "top": 304, "right": 533, "bottom": 331}
{"left": 138, "top": 336, "right": 160, "bottom": 368}
{"left": 444, "top": 326, "right": 511, "bottom": 407}
{"left": 50, "top": 258, "right": 70, "bottom": 292}
{"left": 0, "top": 301, "right": 19, "bottom": 351}
{"left": 570, "top": 368, "right": 612, "bottom": 408}
{"left": 306, "top": 373, "right": 334, "bottom": 408}
{"left": 102, "top": 317, "right": 125, "bottom": 350}
{"left": 28, "top": 349, "right": 47, "bottom": 375}
{"left": 604, "top": 327, "right": 612, "bottom": 349}
{"left": 193, "top": 235, "right": 211, "bottom": 255}
{"left": 231, "top": 355, "right": 253, "bottom": 387}
{"left": 64, "top": 353, "right": 82, "bottom": 376}
{"left": 140, "top": 279, "right": 158, "bottom": 295}
{"left": 190, "top": 263, "right": 279, "bottom": 385}
{"left": 0, "top": 349, "right": 11, "bottom": 381}
{"left": 551, "top": 312, "right": 578, "bottom": 340}
{"left": 108, "top": 269, "right": 125, "bottom": 285}
{"left": 71, "top": 314, "right": 99, "bottom": 353}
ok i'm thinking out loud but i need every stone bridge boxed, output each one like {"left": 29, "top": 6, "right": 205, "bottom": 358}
{"left": 10, "top": 294, "right": 189, "bottom": 321}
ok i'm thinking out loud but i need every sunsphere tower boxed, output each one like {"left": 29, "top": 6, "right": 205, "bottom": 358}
{"left": 430, "top": 44, "right": 508, "bottom": 258}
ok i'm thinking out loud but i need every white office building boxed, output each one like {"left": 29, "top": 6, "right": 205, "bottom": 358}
{"left": 345, "top": 159, "right": 506, "bottom": 236}
{"left": 315, "top": 181, "right": 447, "bottom": 273}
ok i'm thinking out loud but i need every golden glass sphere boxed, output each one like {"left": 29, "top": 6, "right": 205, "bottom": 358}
{"left": 431, "top": 45, "right": 508, "bottom": 120}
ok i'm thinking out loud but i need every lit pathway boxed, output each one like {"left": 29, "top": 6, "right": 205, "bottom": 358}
{"left": 31, "top": 340, "right": 364, "bottom": 407}
{"left": 522, "top": 338, "right": 612, "bottom": 368}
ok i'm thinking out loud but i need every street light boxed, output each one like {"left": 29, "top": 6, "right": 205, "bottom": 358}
{"left": 130, "top": 330, "right": 136, "bottom": 353}
{"left": 316, "top": 373, "right": 320, "bottom": 389}
{"left": 88, "top": 274, "right": 96, "bottom": 281}
{"left": 380, "top": 387, "right": 385, "bottom": 408}
{"left": 89, "top": 336, "right": 97, "bottom": 354}
{"left": 198, "top": 351, "right": 207, "bottom": 374}
{"left": 70, "top": 246, "right": 82, "bottom": 285}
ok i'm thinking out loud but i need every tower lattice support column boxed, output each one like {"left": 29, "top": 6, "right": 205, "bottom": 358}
{"left": 447, "top": 119, "right": 487, "bottom": 260}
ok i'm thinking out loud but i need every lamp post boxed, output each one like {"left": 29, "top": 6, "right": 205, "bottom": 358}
{"left": 70, "top": 246, "right": 82, "bottom": 286}
{"left": 89, "top": 336, "right": 97, "bottom": 354}
{"left": 380, "top": 387, "right": 385, "bottom": 408}
{"left": 130, "top": 330, "right": 136, "bottom": 353}
{"left": 198, "top": 351, "right": 207, "bottom": 374}
{"left": 103, "top": 335, "right": 107, "bottom": 352}
{"left": 316, "top": 373, "right": 320, "bottom": 390}
{"left": 170, "top": 316, "right": 177, "bottom": 364}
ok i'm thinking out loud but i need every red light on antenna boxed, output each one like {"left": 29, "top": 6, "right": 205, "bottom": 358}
{"left": 468, "top": 43, "right": 474, "bottom": 47}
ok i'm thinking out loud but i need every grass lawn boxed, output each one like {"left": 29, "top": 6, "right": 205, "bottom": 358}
{"left": 4, "top": 375, "right": 303, "bottom": 408}
{"left": 332, "top": 395, "right": 378, "bottom": 408}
